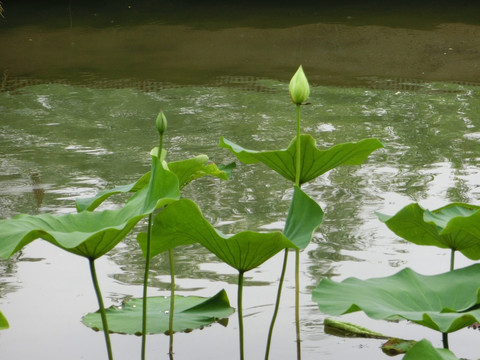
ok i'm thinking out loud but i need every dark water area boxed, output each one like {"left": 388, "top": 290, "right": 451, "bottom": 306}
{"left": 1, "top": 0, "right": 480, "bottom": 87}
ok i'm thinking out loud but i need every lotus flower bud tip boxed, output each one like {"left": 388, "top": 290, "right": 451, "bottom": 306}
{"left": 289, "top": 65, "right": 310, "bottom": 105}
{"left": 155, "top": 111, "right": 167, "bottom": 135}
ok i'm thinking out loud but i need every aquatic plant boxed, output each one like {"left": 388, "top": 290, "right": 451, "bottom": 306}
{"left": 220, "top": 65, "right": 383, "bottom": 359}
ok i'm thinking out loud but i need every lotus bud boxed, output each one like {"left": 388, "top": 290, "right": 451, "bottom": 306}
{"left": 289, "top": 65, "right": 310, "bottom": 105}
{"left": 155, "top": 111, "right": 167, "bottom": 135}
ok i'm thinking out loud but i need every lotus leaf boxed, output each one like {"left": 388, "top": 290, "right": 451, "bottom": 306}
{"left": 0, "top": 154, "right": 180, "bottom": 259}
{"left": 219, "top": 135, "right": 383, "bottom": 185}
{"left": 0, "top": 310, "right": 8, "bottom": 330}
{"left": 137, "top": 198, "right": 296, "bottom": 271}
{"left": 313, "top": 264, "right": 480, "bottom": 333}
{"left": 76, "top": 155, "right": 234, "bottom": 212}
{"left": 283, "top": 186, "right": 324, "bottom": 249}
{"left": 377, "top": 203, "right": 480, "bottom": 260}
{"left": 82, "top": 290, "right": 234, "bottom": 335}
{"left": 402, "top": 339, "right": 459, "bottom": 360}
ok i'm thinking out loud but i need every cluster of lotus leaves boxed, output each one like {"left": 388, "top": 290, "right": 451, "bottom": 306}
{"left": 314, "top": 202, "right": 480, "bottom": 337}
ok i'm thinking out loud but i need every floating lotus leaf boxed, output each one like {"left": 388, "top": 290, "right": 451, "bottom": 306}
{"left": 138, "top": 198, "right": 296, "bottom": 271}
{"left": 0, "top": 310, "right": 8, "bottom": 330}
{"left": 219, "top": 135, "right": 383, "bottom": 185}
{"left": 377, "top": 203, "right": 480, "bottom": 260}
{"left": 402, "top": 339, "right": 459, "bottom": 360}
{"left": 82, "top": 289, "right": 234, "bottom": 335}
{"left": 76, "top": 153, "right": 234, "bottom": 212}
{"left": 313, "top": 264, "right": 480, "bottom": 333}
{"left": 0, "top": 154, "right": 180, "bottom": 259}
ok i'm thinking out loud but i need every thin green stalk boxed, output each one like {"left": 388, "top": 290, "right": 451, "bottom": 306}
{"left": 168, "top": 248, "right": 176, "bottom": 355}
{"left": 238, "top": 271, "right": 245, "bottom": 360}
{"left": 294, "top": 103, "right": 302, "bottom": 360}
{"left": 295, "top": 104, "right": 301, "bottom": 187}
{"left": 442, "top": 332, "right": 449, "bottom": 349}
{"left": 264, "top": 249, "right": 289, "bottom": 360}
{"left": 88, "top": 258, "right": 113, "bottom": 360}
{"left": 450, "top": 249, "right": 455, "bottom": 272}
{"left": 141, "top": 213, "right": 153, "bottom": 360}
{"left": 295, "top": 248, "right": 301, "bottom": 360}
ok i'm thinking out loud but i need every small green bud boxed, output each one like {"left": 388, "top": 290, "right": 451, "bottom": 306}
{"left": 155, "top": 111, "right": 167, "bottom": 135}
{"left": 289, "top": 65, "right": 310, "bottom": 105}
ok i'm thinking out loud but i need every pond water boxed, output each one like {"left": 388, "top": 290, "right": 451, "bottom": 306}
{"left": 1, "top": 2, "right": 480, "bottom": 359}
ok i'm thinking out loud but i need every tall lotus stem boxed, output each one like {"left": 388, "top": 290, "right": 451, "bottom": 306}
{"left": 141, "top": 111, "right": 167, "bottom": 359}
{"left": 89, "top": 258, "right": 113, "bottom": 360}
{"left": 238, "top": 271, "right": 245, "bottom": 360}
{"left": 168, "top": 248, "right": 176, "bottom": 355}
{"left": 264, "top": 249, "right": 289, "bottom": 359}
{"left": 290, "top": 65, "right": 309, "bottom": 360}
{"left": 141, "top": 213, "right": 153, "bottom": 360}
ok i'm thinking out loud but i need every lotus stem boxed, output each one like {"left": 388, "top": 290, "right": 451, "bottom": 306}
{"left": 450, "top": 249, "right": 455, "bottom": 272}
{"left": 141, "top": 213, "right": 153, "bottom": 360}
{"left": 88, "top": 258, "right": 114, "bottom": 360}
{"left": 264, "top": 249, "right": 289, "bottom": 360}
{"left": 168, "top": 248, "right": 176, "bottom": 355}
{"left": 295, "top": 248, "right": 301, "bottom": 360}
{"left": 238, "top": 270, "right": 245, "bottom": 360}
{"left": 442, "top": 332, "right": 449, "bottom": 349}
{"left": 295, "top": 104, "right": 301, "bottom": 187}
{"left": 294, "top": 103, "right": 302, "bottom": 360}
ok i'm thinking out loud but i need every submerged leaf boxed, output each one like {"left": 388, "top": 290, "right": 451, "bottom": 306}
{"left": 219, "top": 135, "right": 383, "bottom": 185}
{"left": 382, "top": 338, "right": 417, "bottom": 356}
{"left": 138, "top": 199, "right": 295, "bottom": 271}
{"left": 402, "top": 339, "right": 459, "bottom": 360}
{"left": 324, "top": 318, "right": 388, "bottom": 339}
{"left": 82, "top": 289, "right": 234, "bottom": 335}
{"left": 313, "top": 264, "right": 480, "bottom": 333}
{"left": 0, "top": 310, "right": 8, "bottom": 330}
{"left": 283, "top": 186, "right": 324, "bottom": 249}
{"left": 377, "top": 203, "right": 480, "bottom": 260}
{"left": 0, "top": 154, "right": 180, "bottom": 259}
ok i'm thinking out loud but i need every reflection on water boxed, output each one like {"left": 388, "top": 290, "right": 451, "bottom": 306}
{"left": 1, "top": 77, "right": 480, "bottom": 358}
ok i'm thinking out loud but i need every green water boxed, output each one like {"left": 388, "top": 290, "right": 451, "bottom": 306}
{"left": 1, "top": 78, "right": 480, "bottom": 359}
{"left": 2, "top": 2, "right": 480, "bottom": 358}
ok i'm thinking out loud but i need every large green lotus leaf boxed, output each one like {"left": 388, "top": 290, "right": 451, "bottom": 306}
{"left": 0, "top": 154, "right": 180, "bottom": 259}
{"left": 283, "top": 186, "right": 324, "bottom": 249}
{"left": 76, "top": 154, "right": 234, "bottom": 212}
{"left": 312, "top": 264, "right": 480, "bottom": 333}
{"left": 0, "top": 310, "right": 8, "bottom": 330}
{"left": 377, "top": 203, "right": 480, "bottom": 260}
{"left": 82, "top": 289, "right": 234, "bottom": 335}
{"left": 219, "top": 135, "right": 383, "bottom": 185}
{"left": 138, "top": 199, "right": 295, "bottom": 271}
{"left": 402, "top": 339, "right": 459, "bottom": 360}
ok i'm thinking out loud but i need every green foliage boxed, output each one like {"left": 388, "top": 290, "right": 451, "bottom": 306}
{"left": 283, "top": 186, "right": 324, "bottom": 249}
{"left": 76, "top": 155, "right": 234, "bottom": 212}
{"left": 0, "top": 310, "right": 8, "bottom": 330}
{"left": 402, "top": 339, "right": 459, "bottom": 360}
{"left": 219, "top": 135, "right": 383, "bottom": 185}
{"left": 0, "top": 153, "right": 180, "bottom": 260}
{"left": 138, "top": 198, "right": 296, "bottom": 271}
{"left": 377, "top": 203, "right": 480, "bottom": 259}
{"left": 313, "top": 264, "right": 480, "bottom": 333}
{"left": 83, "top": 290, "right": 234, "bottom": 335}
